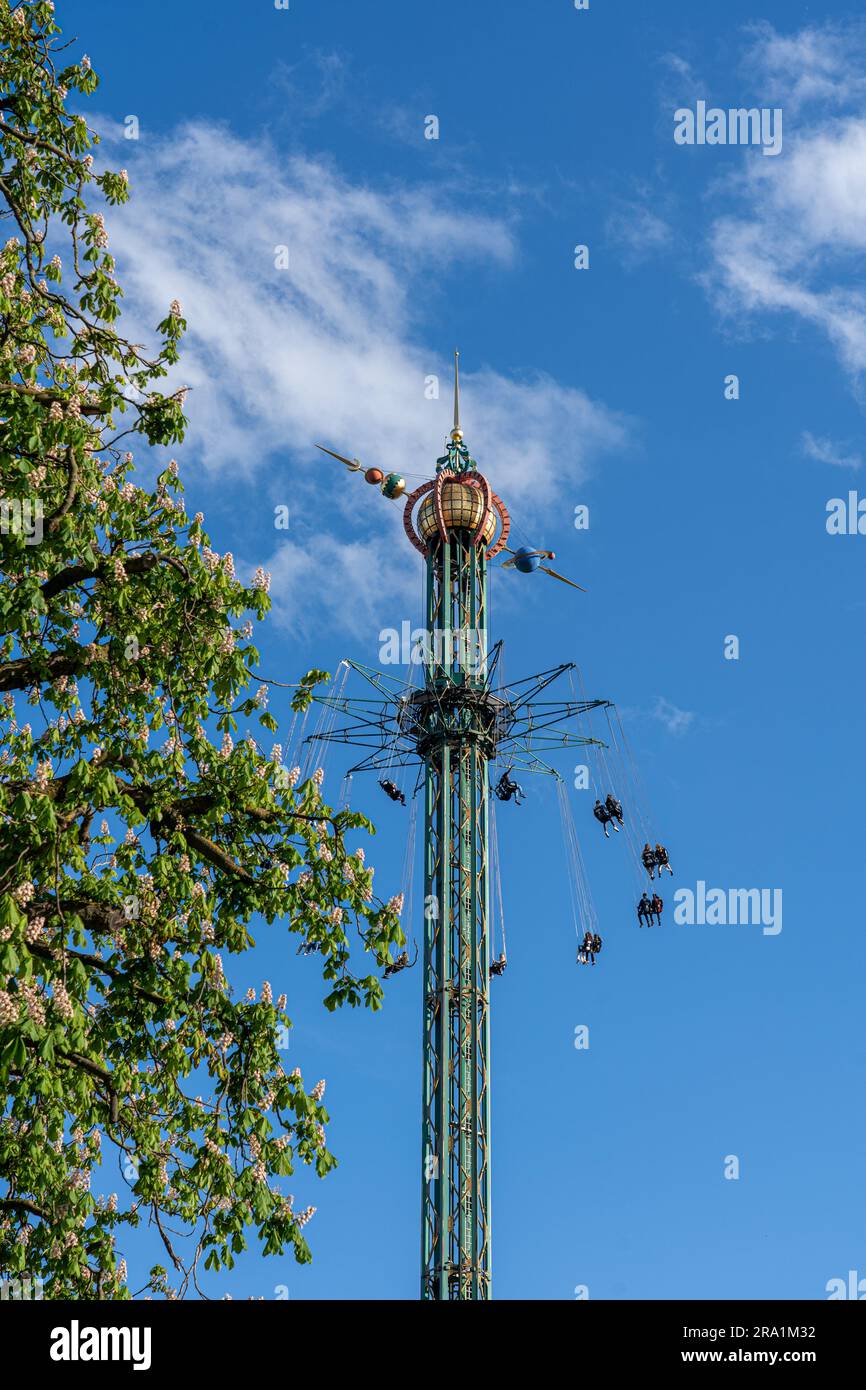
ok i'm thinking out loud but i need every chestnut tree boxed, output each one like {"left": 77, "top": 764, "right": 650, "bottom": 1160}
{"left": 0, "top": 0, "right": 402, "bottom": 1299}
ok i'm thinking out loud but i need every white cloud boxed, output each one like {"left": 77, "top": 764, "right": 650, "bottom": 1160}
{"left": 743, "top": 21, "right": 866, "bottom": 112}
{"left": 650, "top": 697, "right": 694, "bottom": 736}
{"left": 106, "top": 124, "right": 515, "bottom": 475}
{"left": 800, "top": 430, "right": 861, "bottom": 469}
{"left": 703, "top": 24, "right": 866, "bottom": 386}
{"left": 658, "top": 51, "right": 706, "bottom": 104}
{"left": 705, "top": 125, "right": 866, "bottom": 381}
{"left": 261, "top": 530, "right": 416, "bottom": 646}
{"left": 99, "top": 121, "right": 629, "bottom": 634}
{"left": 606, "top": 197, "right": 672, "bottom": 268}
{"left": 271, "top": 49, "right": 350, "bottom": 120}
{"left": 801, "top": 431, "right": 862, "bottom": 469}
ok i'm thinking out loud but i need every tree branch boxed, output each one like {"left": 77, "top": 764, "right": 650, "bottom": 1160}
{"left": 40, "top": 550, "right": 190, "bottom": 601}
{"left": 0, "top": 647, "right": 87, "bottom": 691}
{"left": 0, "top": 1197, "right": 49, "bottom": 1221}
{"left": 0, "top": 381, "right": 104, "bottom": 415}
{"left": 26, "top": 939, "right": 165, "bottom": 1009}
{"left": 44, "top": 445, "right": 79, "bottom": 532}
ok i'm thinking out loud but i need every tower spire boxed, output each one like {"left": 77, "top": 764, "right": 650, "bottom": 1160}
{"left": 451, "top": 349, "right": 462, "bottom": 441}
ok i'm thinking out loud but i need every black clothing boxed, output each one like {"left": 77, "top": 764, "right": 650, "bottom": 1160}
{"left": 380, "top": 779, "right": 406, "bottom": 806}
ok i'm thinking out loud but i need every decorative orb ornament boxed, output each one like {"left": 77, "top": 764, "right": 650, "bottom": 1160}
{"left": 417, "top": 480, "right": 496, "bottom": 544}
{"left": 364, "top": 468, "right": 384, "bottom": 486}
{"left": 512, "top": 546, "right": 542, "bottom": 574}
{"left": 381, "top": 472, "right": 406, "bottom": 500}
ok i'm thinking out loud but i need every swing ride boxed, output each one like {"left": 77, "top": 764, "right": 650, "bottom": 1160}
{"left": 299, "top": 352, "right": 670, "bottom": 1300}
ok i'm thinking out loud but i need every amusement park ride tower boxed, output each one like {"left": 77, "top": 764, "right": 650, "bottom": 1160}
{"left": 311, "top": 356, "right": 609, "bottom": 1300}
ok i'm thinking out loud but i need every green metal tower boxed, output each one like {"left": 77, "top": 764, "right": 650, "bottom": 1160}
{"left": 309, "top": 356, "right": 608, "bottom": 1299}
{"left": 416, "top": 400, "right": 497, "bottom": 1300}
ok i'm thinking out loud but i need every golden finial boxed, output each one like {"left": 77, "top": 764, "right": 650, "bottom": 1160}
{"left": 450, "top": 348, "right": 463, "bottom": 442}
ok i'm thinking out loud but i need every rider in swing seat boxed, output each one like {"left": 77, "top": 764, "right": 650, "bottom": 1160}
{"left": 379, "top": 778, "right": 406, "bottom": 807}
{"left": 593, "top": 799, "right": 617, "bottom": 837}
{"left": 495, "top": 768, "right": 524, "bottom": 805}
{"left": 654, "top": 843, "right": 673, "bottom": 876}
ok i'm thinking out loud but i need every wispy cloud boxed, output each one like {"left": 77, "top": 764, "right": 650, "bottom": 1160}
{"left": 99, "top": 121, "right": 629, "bottom": 634}
{"left": 702, "top": 23, "right": 866, "bottom": 389}
{"left": 658, "top": 51, "right": 706, "bottom": 107}
{"left": 742, "top": 21, "right": 866, "bottom": 113}
{"left": 271, "top": 49, "right": 351, "bottom": 120}
{"left": 650, "top": 696, "right": 695, "bottom": 736}
{"left": 801, "top": 431, "right": 862, "bottom": 469}
{"left": 618, "top": 696, "right": 697, "bottom": 737}
{"left": 606, "top": 195, "right": 673, "bottom": 268}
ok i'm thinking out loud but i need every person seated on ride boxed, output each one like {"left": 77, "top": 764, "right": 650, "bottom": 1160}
{"left": 637, "top": 892, "right": 652, "bottom": 927}
{"left": 651, "top": 893, "right": 663, "bottom": 926}
{"left": 605, "top": 793, "right": 624, "bottom": 825}
{"left": 490, "top": 953, "right": 507, "bottom": 977}
{"left": 593, "top": 799, "right": 613, "bottom": 837}
{"left": 641, "top": 842, "right": 657, "bottom": 878}
{"left": 495, "top": 769, "right": 524, "bottom": 805}
{"left": 384, "top": 949, "right": 410, "bottom": 978}
{"left": 379, "top": 778, "right": 406, "bottom": 806}
{"left": 581, "top": 931, "right": 602, "bottom": 965}
{"left": 654, "top": 843, "right": 673, "bottom": 876}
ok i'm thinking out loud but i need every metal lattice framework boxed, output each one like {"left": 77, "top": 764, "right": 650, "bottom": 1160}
{"left": 308, "top": 405, "right": 609, "bottom": 1299}
{"left": 310, "top": 654, "right": 608, "bottom": 779}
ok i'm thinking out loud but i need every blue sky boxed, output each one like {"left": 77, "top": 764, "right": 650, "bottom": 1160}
{"left": 59, "top": 0, "right": 866, "bottom": 1299}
